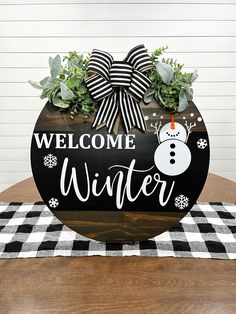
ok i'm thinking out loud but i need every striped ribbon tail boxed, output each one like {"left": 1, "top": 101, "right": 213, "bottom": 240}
{"left": 91, "top": 93, "right": 119, "bottom": 133}
{"left": 85, "top": 44, "right": 153, "bottom": 134}
{"left": 119, "top": 89, "right": 147, "bottom": 134}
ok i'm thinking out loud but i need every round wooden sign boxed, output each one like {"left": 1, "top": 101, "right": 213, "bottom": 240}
{"left": 31, "top": 101, "right": 210, "bottom": 242}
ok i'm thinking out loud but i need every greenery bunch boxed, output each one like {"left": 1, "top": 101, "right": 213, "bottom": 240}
{"left": 29, "top": 51, "right": 95, "bottom": 119}
{"left": 144, "top": 46, "right": 198, "bottom": 113}
{"left": 29, "top": 47, "right": 198, "bottom": 119}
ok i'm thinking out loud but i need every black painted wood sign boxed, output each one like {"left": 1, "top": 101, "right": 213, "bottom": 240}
{"left": 31, "top": 101, "right": 209, "bottom": 242}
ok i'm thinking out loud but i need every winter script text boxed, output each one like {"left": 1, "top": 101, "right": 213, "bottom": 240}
{"left": 34, "top": 133, "right": 175, "bottom": 209}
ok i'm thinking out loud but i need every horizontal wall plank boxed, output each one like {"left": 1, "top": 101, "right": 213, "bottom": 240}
{"left": 211, "top": 147, "right": 236, "bottom": 159}
{"left": 0, "top": 137, "right": 32, "bottom": 149}
{"left": 1, "top": 1, "right": 236, "bottom": 4}
{"left": 0, "top": 83, "right": 38, "bottom": 96}
{"left": 210, "top": 160, "right": 236, "bottom": 171}
{"left": 1, "top": 82, "right": 235, "bottom": 97}
{"left": 0, "top": 37, "right": 235, "bottom": 53}
{"left": 209, "top": 135, "right": 236, "bottom": 148}
{"left": 0, "top": 4, "right": 236, "bottom": 21}
{"left": 0, "top": 172, "right": 31, "bottom": 183}
{"left": 206, "top": 123, "right": 236, "bottom": 136}
{"left": 0, "top": 97, "right": 45, "bottom": 111}
{"left": 1, "top": 21, "right": 236, "bottom": 36}
{"left": 194, "top": 96, "right": 236, "bottom": 110}
{"left": 0, "top": 161, "right": 31, "bottom": 172}
{"left": 0, "top": 111, "right": 39, "bottom": 124}
{"left": 194, "top": 82, "right": 236, "bottom": 96}
{"left": 0, "top": 149, "right": 30, "bottom": 161}
{"left": 0, "top": 124, "right": 35, "bottom": 136}
{"left": 200, "top": 110, "right": 236, "bottom": 122}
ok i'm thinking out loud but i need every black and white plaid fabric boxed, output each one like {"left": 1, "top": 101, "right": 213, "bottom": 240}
{"left": 0, "top": 202, "right": 236, "bottom": 259}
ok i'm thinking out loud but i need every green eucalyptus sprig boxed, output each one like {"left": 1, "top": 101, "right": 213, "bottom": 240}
{"left": 29, "top": 51, "right": 95, "bottom": 119}
{"left": 144, "top": 46, "right": 198, "bottom": 113}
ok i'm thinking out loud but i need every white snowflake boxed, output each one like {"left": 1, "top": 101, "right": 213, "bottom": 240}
{"left": 48, "top": 198, "right": 59, "bottom": 208}
{"left": 175, "top": 194, "right": 189, "bottom": 210}
{"left": 197, "top": 138, "right": 208, "bottom": 149}
{"left": 43, "top": 154, "right": 57, "bottom": 168}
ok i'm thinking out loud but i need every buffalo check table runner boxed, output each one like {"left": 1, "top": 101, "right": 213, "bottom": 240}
{"left": 0, "top": 202, "right": 236, "bottom": 259}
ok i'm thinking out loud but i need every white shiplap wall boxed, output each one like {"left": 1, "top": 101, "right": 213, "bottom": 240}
{"left": 0, "top": 0, "right": 236, "bottom": 192}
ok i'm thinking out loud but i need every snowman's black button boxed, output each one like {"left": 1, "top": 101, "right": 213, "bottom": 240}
{"left": 170, "top": 143, "right": 175, "bottom": 149}
{"left": 170, "top": 151, "right": 175, "bottom": 157}
{"left": 170, "top": 159, "right": 175, "bottom": 164}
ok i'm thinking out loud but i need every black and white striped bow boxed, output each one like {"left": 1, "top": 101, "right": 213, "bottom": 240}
{"left": 85, "top": 44, "right": 153, "bottom": 134}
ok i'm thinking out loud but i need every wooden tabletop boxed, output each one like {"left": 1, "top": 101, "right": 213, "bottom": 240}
{"left": 0, "top": 174, "right": 236, "bottom": 314}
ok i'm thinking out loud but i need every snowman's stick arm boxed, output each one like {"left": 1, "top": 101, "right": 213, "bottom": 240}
{"left": 184, "top": 121, "right": 196, "bottom": 142}
{"left": 151, "top": 122, "right": 162, "bottom": 143}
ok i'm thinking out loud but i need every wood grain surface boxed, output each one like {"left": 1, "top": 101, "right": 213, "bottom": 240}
{"left": 0, "top": 174, "right": 236, "bottom": 314}
{"left": 1, "top": 257, "right": 236, "bottom": 314}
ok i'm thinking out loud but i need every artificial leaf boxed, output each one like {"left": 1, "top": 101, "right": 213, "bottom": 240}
{"left": 43, "top": 77, "right": 55, "bottom": 88}
{"left": 157, "top": 89, "right": 166, "bottom": 106}
{"left": 181, "top": 83, "right": 192, "bottom": 94}
{"left": 48, "top": 57, "right": 53, "bottom": 68}
{"left": 50, "top": 55, "right": 61, "bottom": 78}
{"left": 60, "top": 82, "right": 75, "bottom": 100}
{"left": 181, "top": 84, "right": 193, "bottom": 101}
{"left": 191, "top": 69, "right": 198, "bottom": 83}
{"left": 178, "top": 88, "right": 189, "bottom": 112}
{"left": 156, "top": 62, "right": 174, "bottom": 85}
{"left": 40, "top": 89, "right": 49, "bottom": 99}
{"left": 28, "top": 80, "right": 44, "bottom": 90}
{"left": 51, "top": 88, "right": 70, "bottom": 108}
{"left": 53, "top": 97, "right": 70, "bottom": 109}
{"left": 143, "top": 88, "right": 155, "bottom": 104}
{"left": 39, "top": 77, "right": 50, "bottom": 87}
{"left": 186, "top": 88, "right": 193, "bottom": 101}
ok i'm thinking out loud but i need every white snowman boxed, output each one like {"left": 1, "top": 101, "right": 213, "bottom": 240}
{"left": 151, "top": 117, "right": 196, "bottom": 176}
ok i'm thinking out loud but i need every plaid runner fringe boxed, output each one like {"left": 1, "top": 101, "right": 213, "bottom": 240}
{"left": 0, "top": 202, "right": 236, "bottom": 259}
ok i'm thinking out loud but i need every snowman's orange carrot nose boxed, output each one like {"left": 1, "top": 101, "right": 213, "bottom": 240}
{"left": 171, "top": 114, "right": 175, "bottom": 129}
